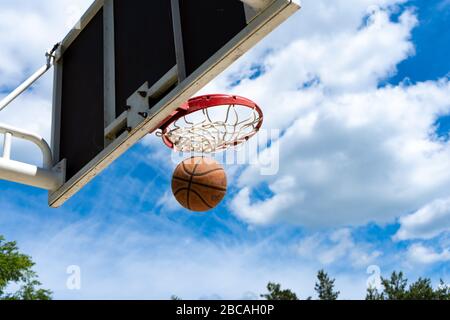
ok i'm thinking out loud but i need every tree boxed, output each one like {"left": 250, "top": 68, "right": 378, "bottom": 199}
{"left": 380, "top": 271, "right": 408, "bottom": 300}
{"left": 365, "top": 271, "right": 450, "bottom": 300}
{"left": 261, "top": 282, "right": 298, "bottom": 300}
{"left": 315, "top": 270, "right": 339, "bottom": 300}
{"left": 435, "top": 280, "right": 450, "bottom": 300}
{"left": 0, "top": 235, "right": 51, "bottom": 300}
{"left": 365, "top": 286, "right": 383, "bottom": 300}
{"left": 406, "top": 278, "right": 435, "bottom": 300}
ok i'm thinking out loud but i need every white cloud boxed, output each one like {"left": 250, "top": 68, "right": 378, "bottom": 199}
{"left": 0, "top": 198, "right": 376, "bottom": 300}
{"left": 407, "top": 244, "right": 450, "bottom": 264}
{"left": 0, "top": 0, "right": 92, "bottom": 86}
{"left": 2, "top": 0, "right": 449, "bottom": 300}
{"left": 0, "top": 0, "right": 93, "bottom": 165}
{"left": 297, "top": 229, "right": 382, "bottom": 267}
{"left": 207, "top": 2, "right": 450, "bottom": 227}
{"left": 205, "top": 7, "right": 419, "bottom": 131}
{"left": 155, "top": 191, "right": 183, "bottom": 213}
{"left": 4, "top": 210, "right": 315, "bottom": 299}
{"left": 395, "top": 197, "right": 450, "bottom": 241}
{"left": 231, "top": 79, "right": 450, "bottom": 227}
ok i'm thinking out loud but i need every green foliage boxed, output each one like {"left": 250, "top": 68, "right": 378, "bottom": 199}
{"left": 365, "top": 271, "right": 450, "bottom": 300}
{"left": 261, "top": 271, "right": 449, "bottom": 301}
{"left": 315, "top": 270, "right": 340, "bottom": 300}
{"left": 406, "top": 278, "right": 435, "bottom": 300}
{"left": 0, "top": 235, "right": 52, "bottom": 300}
{"left": 261, "top": 282, "right": 299, "bottom": 300}
{"left": 435, "top": 280, "right": 450, "bottom": 300}
{"left": 380, "top": 271, "right": 408, "bottom": 300}
{"left": 365, "top": 286, "right": 383, "bottom": 300}
{"left": 3, "top": 231, "right": 449, "bottom": 302}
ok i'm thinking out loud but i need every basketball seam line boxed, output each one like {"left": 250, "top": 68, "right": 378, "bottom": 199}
{"left": 181, "top": 161, "right": 223, "bottom": 177}
{"left": 173, "top": 176, "right": 227, "bottom": 192}
{"left": 174, "top": 188, "right": 188, "bottom": 197}
{"left": 174, "top": 188, "right": 214, "bottom": 209}
{"left": 181, "top": 161, "right": 192, "bottom": 176}
{"left": 173, "top": 188, "right": 213, "bottom": 210}
{"left": 189, "top": 168, "right": 224, "bottom": 177}
{"left": 187, "top": 161, "right": 201, "bottom": 211}
{"left": 189, "top": 189, "right": 214, "bottom": 209}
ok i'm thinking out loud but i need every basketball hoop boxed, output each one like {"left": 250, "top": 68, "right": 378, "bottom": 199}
{"left": 156, "top": 94, "right": 263, "bottom": 153}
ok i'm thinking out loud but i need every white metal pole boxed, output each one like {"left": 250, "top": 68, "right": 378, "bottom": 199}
{"left": 0, "top": 158, "right": 62, "bottom": 190}
{"left": 0, "top": 123, "right": 53, "bottom": 169}
{"left": 0, "top": 63, "right": 52, "bottom": 112}
{"left": 2, "top": 132, "right": 12, "bottom": 160}
{"left": 0, "top": 124, "right": 63, "bottom": 191}
{"left": 0, "top": 44, "right": 59, "bottom": 113}
{"left": 0, "top": 44, "right": 63, "bottom": 192}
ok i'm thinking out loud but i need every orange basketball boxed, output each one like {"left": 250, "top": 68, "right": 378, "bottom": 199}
{"left": 172, "top": 157, "right": 227, "bottom": 212}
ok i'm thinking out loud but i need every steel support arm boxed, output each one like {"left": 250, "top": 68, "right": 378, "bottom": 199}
{"left": 0, "top": 124, "right": 65, "bottom": 191}
{"left": 0, "top": 43, "right": 59, "bottom": 113}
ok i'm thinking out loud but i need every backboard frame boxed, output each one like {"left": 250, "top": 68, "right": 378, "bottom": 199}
{"left": 49, "top": 0, "right": 300, "bottom": 207}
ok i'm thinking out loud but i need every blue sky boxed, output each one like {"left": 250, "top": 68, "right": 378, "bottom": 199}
{"left": 1, "top": 0, "right": 450, "bottom": 299}
{"left": 389, "top": 0, "right": 450, "bottom": 84}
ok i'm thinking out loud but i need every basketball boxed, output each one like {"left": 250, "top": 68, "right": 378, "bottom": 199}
{"left": 172, "top": 157, "right": 227, "bottom": 212}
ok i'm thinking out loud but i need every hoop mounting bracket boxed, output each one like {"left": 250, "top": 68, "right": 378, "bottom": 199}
{"left": 126, "top": 66, "right": 179, "bottom": 131}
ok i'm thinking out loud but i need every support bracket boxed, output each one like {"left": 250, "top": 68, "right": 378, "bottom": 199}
{"left": 0, "top": 124, "right": 65, "bottom": 191}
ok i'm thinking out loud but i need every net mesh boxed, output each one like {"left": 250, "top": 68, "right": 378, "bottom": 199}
{"left": 158, "top": 104, "right": 262, "bottom": 153}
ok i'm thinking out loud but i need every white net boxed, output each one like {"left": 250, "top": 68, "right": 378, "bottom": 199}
{"left": 158, "top": 104, "right": 262, "bottom": 153}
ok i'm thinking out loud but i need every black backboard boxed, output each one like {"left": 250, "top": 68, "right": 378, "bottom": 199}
{"left": 50, "top": 0, "right": 300, "bottom": 207}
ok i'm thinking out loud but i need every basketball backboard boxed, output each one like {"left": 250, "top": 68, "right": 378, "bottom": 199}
{"left": 49, "top": 0, "right": 300, "bottom": 207}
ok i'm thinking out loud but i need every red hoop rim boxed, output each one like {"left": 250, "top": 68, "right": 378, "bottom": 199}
{"left": 158, "top": 94, "right": 264, "bottom": 150}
